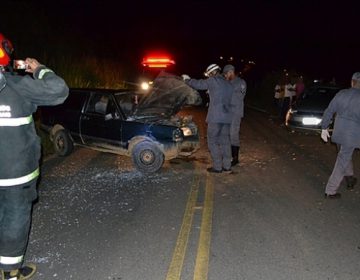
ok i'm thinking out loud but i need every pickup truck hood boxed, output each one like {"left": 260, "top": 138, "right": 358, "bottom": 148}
{"left": 132, "top": 72, "right": 201, "bottom": 119}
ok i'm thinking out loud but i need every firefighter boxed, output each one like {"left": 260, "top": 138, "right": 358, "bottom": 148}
{"left": 182, "top": 64, "right": 234, "bottom": 173}
{"left": 0, "top": 33, "right": 69, "bottom": 280}
{"left": 223, "top": 64, "right": 247, "bottom": 166}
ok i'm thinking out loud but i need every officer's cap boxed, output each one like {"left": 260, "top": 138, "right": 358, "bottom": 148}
{"left": 223, "top": 64, "right": 235, "bottom": 74}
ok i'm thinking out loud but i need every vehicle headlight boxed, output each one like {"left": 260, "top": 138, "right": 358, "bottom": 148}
{"left": 302, "top": 117, "right": 322, "bottom": 125}
{"left": 140, "top": 81, "right": 150, "bottom": 91}
{"left": 181, "top": 126, "right": 193, "bottom": 137}
{"left": 172, "top": 128, "right": 183, "bottom": 142}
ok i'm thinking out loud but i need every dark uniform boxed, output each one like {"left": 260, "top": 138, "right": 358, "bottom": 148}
{"left": 186, "top": 74, "right": 233, "bottom": 171}
{"left": 0, "top": 66, "right": 69, "bottom": 272}
{"left": 228, "top": 76, "right": 246, "bottom": 166}
{"left": 230, "top": 77, "right": 246, "bottom": 149}
{"left": 321, "top": 75, "right": 360, "bottom": 196}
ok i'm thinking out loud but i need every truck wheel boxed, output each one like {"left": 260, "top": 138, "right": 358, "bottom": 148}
{"left": 132, "top": 141, "right": 164, "bottom": 173}
{"left": 53, "top": 129, "right": 74, "bottom": 156}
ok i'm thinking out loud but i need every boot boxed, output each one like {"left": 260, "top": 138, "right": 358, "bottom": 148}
{"left": 1, "top": 263, "right": 36, "bottom": 280}
{"left": 231, "top": 146, "right": 240, "bottom": 166}
{"left": 345, "top": 176, "right": 357, "bottom": 190}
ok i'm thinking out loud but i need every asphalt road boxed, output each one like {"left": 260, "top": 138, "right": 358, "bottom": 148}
{"left": 26, "top": 107, "right": 360, "bottom": 280}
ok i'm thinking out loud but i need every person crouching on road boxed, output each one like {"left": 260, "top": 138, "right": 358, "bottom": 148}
{"left": 0, "top": 33, "right": 69, "bottom": 280}
{"left": 223, "top": 64, "right": 247, "bottom": 166}
{"left": 182, "top": 64, "right": 234, "bottom": 173}
{"left": 321, "top": 72, "right": 360, "bottom": 199}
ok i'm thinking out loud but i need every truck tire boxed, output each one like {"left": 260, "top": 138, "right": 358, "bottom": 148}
{"left": 53, "top": 129, "right": 74, "bottom": 156}
{"left": 132, "top": 141, "right": 164, "bottom": 173}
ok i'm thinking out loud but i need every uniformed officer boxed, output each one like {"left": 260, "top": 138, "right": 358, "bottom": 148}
{"left": 182, "top": 64, "right": 234, "bottom": 173}
{"left": 223, "top": 64, "right": 247, "bottom": 166}
{"left": 0, "top": 33, "right": 69, "bottom": 279}
{"left": 321, "top": 72, "right": 360, "bottom": 198}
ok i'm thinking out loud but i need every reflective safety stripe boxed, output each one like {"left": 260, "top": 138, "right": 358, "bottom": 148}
{"left": 0, "top": 168, "right": 39, "bottom": 187}
{"left": 0, "top": 115, "right": 33, "bottom": 126}
{"left": 0, "top": 255, "right": 23, "bottom": 265}
{"left": 38, "top": 69, "right": 53, "bottom": 79}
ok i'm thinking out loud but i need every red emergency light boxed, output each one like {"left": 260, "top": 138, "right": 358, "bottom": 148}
{"left": 142, "top": 56, "right": 175, "bottom": 68}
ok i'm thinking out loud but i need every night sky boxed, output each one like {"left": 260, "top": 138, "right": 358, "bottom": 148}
{"left": 2, "top": 0, "right": 360, "bottom": 84}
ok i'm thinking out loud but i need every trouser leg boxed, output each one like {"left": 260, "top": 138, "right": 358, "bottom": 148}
{"left": 219, "top": 124, "right": 232, "bottom": 170}
{"left": 343, "top": 149, "right": 356, "bottom": 188}
{"left": 230, "top": 118, "right": 241, "bottom": 147}
{"left": 278, "top": 98, "right": 283, "bottom": 117}
{"left": 230, "top": 117, "right": 241, "bottom": 166}
{"left": 207, "top": 123, "right": 223, "bottom": 171}
{"left": 231, "top": 146, "right": 240, "bottom": 166}
{"left": 335, "top": 144, "right": 354, "bottom": 177}
{"left": 344, "top": 159, "right": 354, "bottom": 177}
{"left": 281, "top": 97, "right": 290, "bottom": 120}
{"left": 325, "top": 145, "right": 355, "bottom": 195}
{"left": 0, "top": 182, "right": 37, "bottom": 271}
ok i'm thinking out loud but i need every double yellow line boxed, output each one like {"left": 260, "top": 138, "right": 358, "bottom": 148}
{"left": 166, "top": 170, "right": 214, "bottom": 280}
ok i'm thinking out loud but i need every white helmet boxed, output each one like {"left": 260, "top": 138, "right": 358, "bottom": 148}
{"left": 204, "top": 64, "right": 221, "bottom": 77}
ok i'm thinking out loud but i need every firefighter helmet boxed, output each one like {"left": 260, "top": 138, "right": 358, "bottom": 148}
{"left": 0, "top": 33, "right": 14, "bottom": 67}
{"left": 204, "top": 64, "right": 221, "bottom": 77}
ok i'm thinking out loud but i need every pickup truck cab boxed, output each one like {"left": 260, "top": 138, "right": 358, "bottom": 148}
{"left": 40, "top": 73, "right": 202, "bottom": 173}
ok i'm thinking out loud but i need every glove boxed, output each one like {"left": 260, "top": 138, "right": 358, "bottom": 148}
{"left": 321, "top": 129, "right": 330, "bottom": 142}
{"left": 181, "top": 74, "right": 190, "bottom": 81}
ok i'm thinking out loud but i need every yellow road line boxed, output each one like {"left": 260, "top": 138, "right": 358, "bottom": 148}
{"left": 166, "top": 164, "right": 215, "bottom": 280}
{"left": 193, "top": 173, "right": 214, "bottom": 280}
{"left": 165, "top": 175, "right": 200, "bottom": 280}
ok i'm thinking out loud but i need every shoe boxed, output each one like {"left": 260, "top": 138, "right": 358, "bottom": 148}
{"left": 2, "top": 263, "right": 36, "bottom": 280}
{"left": 222, "top": 168, "right": 233, "bottom": 174}
{"left": 324, "top": 193, "right": 341, "bottom": 199}
{"left": 206, "top": 167, "right": 222, "bottom": 173}
{"left": 345, "top": 176, "right": 357, "bottom": 190}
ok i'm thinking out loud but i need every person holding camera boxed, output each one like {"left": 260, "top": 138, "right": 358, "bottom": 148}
{"left": 0, "top": 33, "right": 69, "bottom": 280}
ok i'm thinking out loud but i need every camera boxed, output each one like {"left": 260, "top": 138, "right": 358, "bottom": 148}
{"left": 13, "top": 60, "right": 29, "bottom": 70}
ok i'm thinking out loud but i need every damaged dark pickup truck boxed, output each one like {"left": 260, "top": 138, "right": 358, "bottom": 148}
{"left": 40, "top": 72, "right": 202, "bottom": 173}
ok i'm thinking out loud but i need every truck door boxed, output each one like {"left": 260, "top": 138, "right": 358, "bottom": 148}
{"left": 80, "top": 93, "right": 123, "bottom": 149}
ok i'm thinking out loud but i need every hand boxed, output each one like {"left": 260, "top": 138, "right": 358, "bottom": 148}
{"left": 321, "top": 129, "right": 330, "bottom": 142}
{"left": 24, "top": 58, "right": 42, "bottom": 73}
{"left": 181, "top": 74, "right": 190, "bottom": 81}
